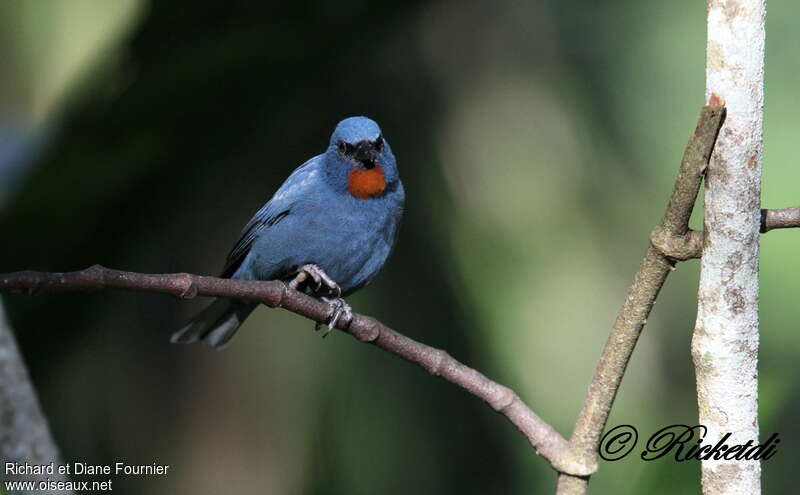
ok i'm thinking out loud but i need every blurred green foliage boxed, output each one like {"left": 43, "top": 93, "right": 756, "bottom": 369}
{"left": 0, "top": 0, "right": 797, "bottom": 494}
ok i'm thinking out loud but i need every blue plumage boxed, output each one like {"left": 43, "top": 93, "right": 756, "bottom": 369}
{"left": 172, "top": 117, "right": 404, "bottom": 348}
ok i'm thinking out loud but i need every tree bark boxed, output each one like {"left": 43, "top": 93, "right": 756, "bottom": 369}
{"left": 0, "top": 299, "right": 70, "bottom": 495}
{"left": 693, "top": 0, "right": 765, "bottom": 493}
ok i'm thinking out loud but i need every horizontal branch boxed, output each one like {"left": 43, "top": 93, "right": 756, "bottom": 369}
{"left": 0, "top": 265, "right": 594, "bottom": 477}
{"left": 761, "top": 206, "right": 800, "bottom": 233}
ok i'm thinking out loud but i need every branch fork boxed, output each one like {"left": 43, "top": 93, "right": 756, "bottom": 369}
{"left": 650, "top": 227, "right": 704, "bottom": 261}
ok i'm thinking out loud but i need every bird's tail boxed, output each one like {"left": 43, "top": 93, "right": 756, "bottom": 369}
{"left": 170, "top": 298, "right": 257, "bottom": 349}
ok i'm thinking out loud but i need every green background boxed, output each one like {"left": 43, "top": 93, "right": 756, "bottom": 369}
{"left": 0, "top": 0, "right": 797, "bottom": 493}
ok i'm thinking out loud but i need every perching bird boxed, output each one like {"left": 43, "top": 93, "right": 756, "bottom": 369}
{"left": 171, "top": 116, "right": 404, "bottom": 348}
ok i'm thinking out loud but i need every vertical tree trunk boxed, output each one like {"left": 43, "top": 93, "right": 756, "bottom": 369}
{"left": 0, "top": 300, "right": 70, "bottom": 495}
{"left": 693, "top": 0, "right": 765, "bottom": 493}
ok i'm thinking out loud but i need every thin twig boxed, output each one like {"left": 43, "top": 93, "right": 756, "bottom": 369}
{"left": 555, "top": 101, "right": 726, "bottom": 494}
{"left": 0, "top": 265, "right": 593, "bottom": 477}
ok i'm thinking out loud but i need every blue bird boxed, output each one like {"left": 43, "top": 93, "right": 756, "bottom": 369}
{"left": 171, "top": 116, "right": 404, "bottom": 348}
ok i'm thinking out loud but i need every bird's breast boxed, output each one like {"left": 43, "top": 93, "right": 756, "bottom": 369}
{"left": 347, "top": 165, "right": 386, "bottom": 199}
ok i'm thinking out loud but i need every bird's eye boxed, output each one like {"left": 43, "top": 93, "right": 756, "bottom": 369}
{"left": 338, "top": 141, "right": 356, "bottom": 156}
{"left": 374, "top": 135, "right": 384, "bottom": 151}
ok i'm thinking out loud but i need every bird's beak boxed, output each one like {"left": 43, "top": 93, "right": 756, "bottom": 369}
{"left": 354, "top": 141, "right": 380, "bottom": 169}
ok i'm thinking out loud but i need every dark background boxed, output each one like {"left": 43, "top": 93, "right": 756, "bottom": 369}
{"left": 1, "top": 1, "right": 798, "bottom": 493}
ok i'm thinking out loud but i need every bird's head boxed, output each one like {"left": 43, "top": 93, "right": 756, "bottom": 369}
{"left": 326, "top": 116, "right": 398, "bottom": 199}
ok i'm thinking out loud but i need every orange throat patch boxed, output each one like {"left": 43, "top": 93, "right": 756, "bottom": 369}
{"left": 347, "top": 165, "right": 386, "bottom": 199}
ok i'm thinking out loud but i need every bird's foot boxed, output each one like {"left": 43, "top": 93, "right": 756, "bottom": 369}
{"left": 315, "top": 297, "right": 353, "bottom": 338}
{"left": 288, "top": 263, "right": 341, "bottom": 297}
{"left": 287, "top": 264, "right": 349, "bottom": 337}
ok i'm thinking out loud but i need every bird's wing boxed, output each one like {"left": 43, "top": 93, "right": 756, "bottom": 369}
{"left": 221, "top": 155, "right": 323, "bottom": 278}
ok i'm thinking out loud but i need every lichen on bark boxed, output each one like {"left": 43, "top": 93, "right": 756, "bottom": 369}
{"left": 693, "top": 0, "right": 765, "bottom": 493}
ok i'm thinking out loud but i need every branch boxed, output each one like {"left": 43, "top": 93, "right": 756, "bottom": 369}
{"left": 0, "top": 265, "right": 593, "bottom": 477}
{"left": 0, "top": 299, "right": 72, "bottom": 495}
{"left": 761, "top": 206, "right": 800, "bottom": 233}
{"left": 694, "top": 0, "right": 765, "bottom": 492}
{"left": 555, "top": 101, "right": 726, "bottom": 495}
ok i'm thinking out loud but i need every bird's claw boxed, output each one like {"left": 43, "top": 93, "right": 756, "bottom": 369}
{"left": 288, "top": 263, "right": 341, "bottom": 297}
{"left": 287, "top": 264, "right": 348, "bottom": 337}
{"left": 316, "top": 297, "right": 352, "bottom": 338}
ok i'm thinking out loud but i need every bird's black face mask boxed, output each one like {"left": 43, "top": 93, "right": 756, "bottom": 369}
{"left": 337, "top": 135, "right": 383, "bottom": 169}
